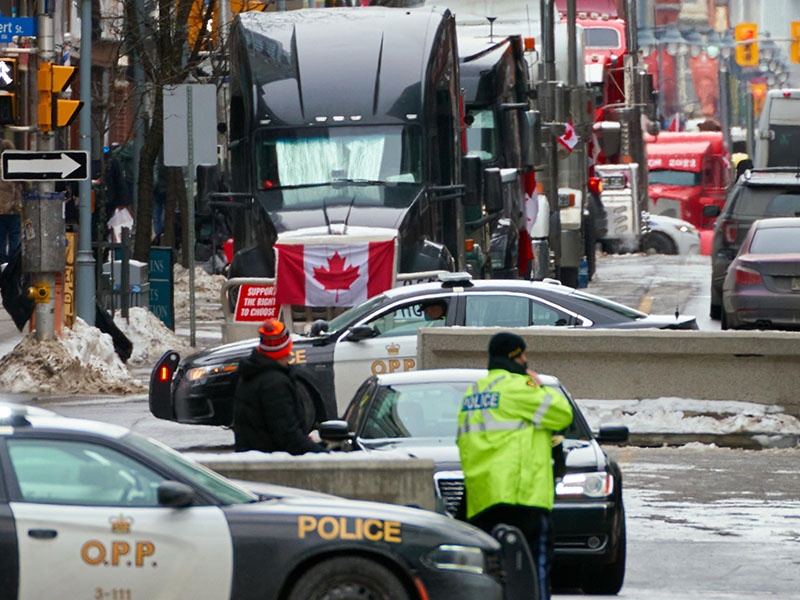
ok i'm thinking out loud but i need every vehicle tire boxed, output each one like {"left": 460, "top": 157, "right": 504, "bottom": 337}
{"left": 560, "top": 267, "right": 579, "bottom": 288}
{"left": 579, "top": 509, "right": 626, "bottom": 595}
{"left": 296, "top": 380, "right": 326, "bottom": 433}
{"left": 641, "top": 231, "right": 677, "bottom": 255}
{"left": 287, "top": 556, "right": 410, "bottom": 600}
{"left": 710, "top": 285, "right": 722, "bottom": 320}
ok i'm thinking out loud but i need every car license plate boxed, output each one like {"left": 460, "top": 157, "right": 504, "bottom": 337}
{"left": 793, "top": 278, "right": 800, "bottom": 291}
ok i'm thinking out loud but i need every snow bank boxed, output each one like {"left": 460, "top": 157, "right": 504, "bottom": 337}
{"left": 0, "top": 318, "right": 145, "bottom": 394}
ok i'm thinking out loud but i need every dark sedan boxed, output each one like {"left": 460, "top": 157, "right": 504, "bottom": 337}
{"left": 321, "top": 368, "right": 629, "bottom": 595}
{"left": 150, "top": 273, "right": 697, "bottom": 428}
{"left": 721, "top": 217, "right": 800, "bottom": 330}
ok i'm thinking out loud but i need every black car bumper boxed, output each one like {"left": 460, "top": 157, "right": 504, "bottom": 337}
{"left": 552, "top": 498, "right": 623, "bottom": 564}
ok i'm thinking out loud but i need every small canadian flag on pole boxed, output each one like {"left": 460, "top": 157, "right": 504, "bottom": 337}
{"left": 275, "top": 238, "right": 396, "bottom": 307}
{"left": 557, "top": 121, "right": 579, "bottom": 152}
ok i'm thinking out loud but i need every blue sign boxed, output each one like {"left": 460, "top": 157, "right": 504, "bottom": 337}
{"left": 0, "top": 18, "right": 36, "bottom": 42}
{"left": 149, "top": 247, "right": 174, "bottom": 330}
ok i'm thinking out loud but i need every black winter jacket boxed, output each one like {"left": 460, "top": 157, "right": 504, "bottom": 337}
{"left": 233, "top": 349, "right": 325, "bottom": 454}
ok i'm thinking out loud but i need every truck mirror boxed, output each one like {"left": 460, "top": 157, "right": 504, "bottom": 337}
{"left": 462, "top": 155, "right": 482, "bottom": 207}
{"left": 595, "top": 121, "right": 622, "bottom": 158}
{"left": 702, "top": 205, "right": 721, "bottom": 219}
{"left": 484, "top": 168, "right": 503, "bottom": 213}
{"left": 521, "top": 110, "right": 542, "bottom": 167}
{"left": 499, "top": 103, "right": 527, "bottom": 167}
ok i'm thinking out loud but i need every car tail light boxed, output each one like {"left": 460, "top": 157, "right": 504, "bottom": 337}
{"left": 158, "top": 365, "right": 173, "bottom": 382}
{"left": 734, "top": 265, "right": 763, "bottom": 286}
{"left": 588, "top": 176, "right": 603, "bottom": 195}
{"left": 722, "top": 219, "right": 737, "bottom": 244}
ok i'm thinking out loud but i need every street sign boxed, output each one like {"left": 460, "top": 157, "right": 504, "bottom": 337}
{"left": 1, "top": 150, "right": 89, "bottom": 181}
{"left": 0, "top": 17, "right": 36, "bottom": 43}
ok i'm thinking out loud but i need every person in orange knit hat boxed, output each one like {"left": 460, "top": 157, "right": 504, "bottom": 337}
{"left": 233, "top": 319, "right": 326, "bottom": 454}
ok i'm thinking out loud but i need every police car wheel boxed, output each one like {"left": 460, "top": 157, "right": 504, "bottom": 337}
{"left": 297, "top": 380, "right": 324, "bottom": 433}
{"left": 287, "top": 556, "right": 410, "bottom": 600}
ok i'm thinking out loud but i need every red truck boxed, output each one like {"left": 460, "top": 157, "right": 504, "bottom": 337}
{"left": 645, "top": 131, "right": 731, "bottom": 230}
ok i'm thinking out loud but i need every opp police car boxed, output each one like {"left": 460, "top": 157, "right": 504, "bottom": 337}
{"left": 150, "top": 273, "right": 697, "bottom": 427}
{"left": 0, "top": 403, "right": 508, "bottom": 600}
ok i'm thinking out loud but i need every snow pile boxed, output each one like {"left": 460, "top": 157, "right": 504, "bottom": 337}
{"left": 0, "top": 318, "right": 145, "bottom": 395}
{"left": 578, "top": 397, "right": 800, "bottom": 435}
{"left": 173, "top": 265, "right": 226, "bottom": 323}
{"left": 114, "top": 307, "right": 195, "bottom": 365}
{"left": 0, "top": 264, "right": 225, "bottom": 395}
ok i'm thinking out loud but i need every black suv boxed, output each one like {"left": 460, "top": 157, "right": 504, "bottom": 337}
{"left": 705, "top": 168, "right": 800, "bottom": 319}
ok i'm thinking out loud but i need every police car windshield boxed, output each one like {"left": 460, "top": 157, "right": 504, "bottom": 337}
{"left": 360, "top": 381, "right": 589, "bottom": 440}
{"left": 324, "top": 294, "right": 389, "bottom": 334}
{"left": 125, "top": 433, "right": 259, "bottom": 504}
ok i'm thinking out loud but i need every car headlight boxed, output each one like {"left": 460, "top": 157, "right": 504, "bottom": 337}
{"left": 677, "top": 224, "right": 698, "bottom": 235}
{"left": 186, "top": 363, "right": 238, "bottom": 382}
{"left": 423, "top": 544, "right": 487, "bottom": 574}
{"left": 556, "top": 472, "right": 614, "bottom": 498}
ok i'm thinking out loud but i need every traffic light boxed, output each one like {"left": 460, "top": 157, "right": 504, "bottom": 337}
{"left": 750, "top": 82, "right": 767, "bottom": 118}
{"left": 0, "top": 58, "right": 18, "bottom": 125}
{"left": 734, "top": 23, "right": 759, "bottom": 67}
{"left": 37, "top": 62, "right": 83, "bottom": 132}
{"left": 791, "top": 21, "right": 800, "bottom": 64}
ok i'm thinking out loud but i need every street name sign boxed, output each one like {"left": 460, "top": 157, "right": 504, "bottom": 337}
{"left": 0, "top": 17, "right": 36, "bottom": 43}
{"left": 1, "top": 150, "right": 89, "bottom": 181}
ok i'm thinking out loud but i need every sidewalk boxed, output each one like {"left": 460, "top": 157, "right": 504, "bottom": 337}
{"left": 0, "top": 308, "right": 24, "bottom": 361}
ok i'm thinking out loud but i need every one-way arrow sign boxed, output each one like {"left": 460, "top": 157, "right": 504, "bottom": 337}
{"left": 1, "top": 150, "right": 89, "bottom": 181}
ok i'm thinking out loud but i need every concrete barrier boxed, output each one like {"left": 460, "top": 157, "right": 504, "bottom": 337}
{"left": 418, "top": 327, "right": 800, "bottom": 419}
{"left": 197, "top": 455, "right": 437, "bottom": 510}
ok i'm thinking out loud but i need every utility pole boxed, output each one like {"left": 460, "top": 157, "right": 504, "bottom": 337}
{"left": 77, "top": 0, "right": 95, "bottom": 325}
{"left": 21, "top": 14, "right": 62, "bottom": 341}
{"left": 538, "top": 0, "right": 561, "bottom": 276}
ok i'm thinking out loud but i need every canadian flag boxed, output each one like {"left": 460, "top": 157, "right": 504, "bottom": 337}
{"left": 523, "top": 176, "right": 540, "bottom": 236}
{"left": 275, "top": 239, "right": 396, "bottom": 307}
{"left": 557, "top": 121, "right": 579, "bottom": 152}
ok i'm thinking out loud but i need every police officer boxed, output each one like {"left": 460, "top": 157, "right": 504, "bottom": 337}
{"left": 457, "top": 332, "right": 573, "bottom": 600}
{"left": 233, "top": 319, "right": 326, "bottom": 455}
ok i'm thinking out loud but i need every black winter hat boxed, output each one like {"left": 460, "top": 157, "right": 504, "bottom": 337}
{"left": 488, "top": 332, "right": 526, "bottom": 360}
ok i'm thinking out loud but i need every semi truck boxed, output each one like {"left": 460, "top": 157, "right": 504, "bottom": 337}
{"left": 646, "top": 131, "right": 730, "bottom": 231}
{"left": 224, "top": 7, "right": 520, "bottom": 293}
{"left": 458, "top": 32, "right": 545, "bottom": 279}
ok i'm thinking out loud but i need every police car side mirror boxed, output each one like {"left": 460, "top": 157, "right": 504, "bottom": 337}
{"left": 318, "top": 420, "right": 353, "bottom": 442}
{"left": 344, "top": 325, "right": 378, "bottom": 342}
{"left": 309, "top": 319, "right": 329, "bottom": 336}
{"left": 157, "top": 481, "right": 196, "bottom": 508}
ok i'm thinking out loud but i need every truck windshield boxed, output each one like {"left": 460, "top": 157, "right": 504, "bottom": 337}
{"left": 584, "top": 27, "right": 621, "bottom": 49}
{"left": 465, "top": 109, "right": 497, "bottom": 160}
{"left": 648, "top": 170, "right": 701, "bottom": 187}
{"left": 254, "top": 125, "right": 423, "bottom": 194}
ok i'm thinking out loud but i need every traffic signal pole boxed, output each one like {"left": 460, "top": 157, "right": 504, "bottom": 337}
{"left": 22, "top": 13, "right": 63, "bottom": 341}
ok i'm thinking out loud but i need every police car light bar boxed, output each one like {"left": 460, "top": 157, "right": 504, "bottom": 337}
{"left": 438, "top": 272, "right": 472, "bottom": 283}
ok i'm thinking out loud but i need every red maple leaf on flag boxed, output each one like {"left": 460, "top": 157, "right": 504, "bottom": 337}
{"left": 313, "top": 252, "right": 361, "bottom": 301}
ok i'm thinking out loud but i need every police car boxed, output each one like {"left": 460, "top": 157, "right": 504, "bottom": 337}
{"left": 0, "top": 402, "right": 510, "bottom": 599}
{"left": 150, "top": 273, "right": 697, "bottom": 428}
